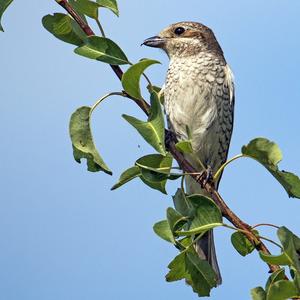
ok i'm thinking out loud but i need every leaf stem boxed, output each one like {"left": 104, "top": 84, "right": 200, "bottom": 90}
{"left": 214, "top": 154, "right": 244, "bottom": 181}
{"left": 95, "top": 19, "right": 106, "bottom": 37}
{"left": 180, "top": 180, "right": 192, "bottom": 210}
{"left": 181, "top": 175, "right": 185, "bottom": 194}
{"left": 222, "top": 223, "right": 255, "bottom": 236}
{"left": 90, "top": 92, "right": 125, "bottom": 115}
{"left": 191, "top": 231, "right": 206, "bottom": 247}
{"left": 258, "top": 236, "right": 283, "bottom": 250}
{"left": 223, "top": 223, "right": 282, "bottom": 249}
{"left": 55, "top": 0, "right": 150, "bottom": 113}
{"left": 252, "top": 223, "right": 280, "bottom": 230}
{"left": 181, "top": 172, "right": 203, "bottom": 176}
{"left": 194, "top": 156, "right": 207, "bottom": 171}
{"left": 142, "top": 73, "right": 153, "bottom": 89}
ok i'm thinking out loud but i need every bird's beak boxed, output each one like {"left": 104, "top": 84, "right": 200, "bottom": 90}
{"left": 142, "top": 36, "right": 165, "bottom": 48}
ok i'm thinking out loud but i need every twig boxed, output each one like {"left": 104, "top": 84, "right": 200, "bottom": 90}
{"left": 214, "top": 153, "right": 244, "bottom": 181}
{"left": 95, "top": 19, "right": 106, "bottom": 37}
{"left": 55, "top": 0, "right": 280, "bottom": 274}
{"left": 252, "top": 223, "right": 280, "bottom": 230}
{"left": 223, "top": 224, "right": 283, "bottom": 250}
{"left": 90, "top": 92, "right": 125, "bottom": 115}
{"left": 258, "top": 236, "right": 283, "bottom": 250}
{"left": 55, "top": 0, "right": 150, "bottom": 115}
{"left": 168, "top": 142, "right": 280, "bottom": 272}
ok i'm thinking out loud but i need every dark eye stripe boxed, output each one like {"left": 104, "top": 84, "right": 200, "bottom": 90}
{"left": 174, "top": 27, "right": 185, "bottom": 35}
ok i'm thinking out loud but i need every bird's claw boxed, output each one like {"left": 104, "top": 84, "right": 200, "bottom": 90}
{"left": 197, "top": 165, "right": 214, "bottom": 188}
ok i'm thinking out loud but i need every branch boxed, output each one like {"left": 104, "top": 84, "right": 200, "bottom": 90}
{"left": 56, "top": 0, "right": 280, "bottom": 274}
{"left": 168, "top": 142, "right": 280, "bottom": 273}
{"left": 55, "top": 0, "right": 150, "bottom": 115}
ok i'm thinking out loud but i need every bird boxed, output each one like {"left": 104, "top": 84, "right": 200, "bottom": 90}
{"left": 143, "top": 21, "right": 235, "bottom": 285}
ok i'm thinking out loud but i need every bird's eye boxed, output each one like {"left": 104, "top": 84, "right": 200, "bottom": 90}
{"left": 174, "top": 27, "right": 185, "bottom": 35}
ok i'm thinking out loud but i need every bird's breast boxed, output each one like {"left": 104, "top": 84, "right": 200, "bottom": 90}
{"left": 164, "top": 55, "right": 224, "bottom": 143}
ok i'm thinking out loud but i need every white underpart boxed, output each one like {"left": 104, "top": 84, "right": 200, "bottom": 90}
{"left": 164, "top": 54, "right": 235, "bottom": 192}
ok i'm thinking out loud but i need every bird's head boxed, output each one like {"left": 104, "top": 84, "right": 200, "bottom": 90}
{"left": 143, "top": 21, "right": 223, "bottom": 58}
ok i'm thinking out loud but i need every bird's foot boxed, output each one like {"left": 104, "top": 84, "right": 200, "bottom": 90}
{"left": 197, "top": 165, "right": 215, "bottom": 188}
{"left": 165, "top": 130, "right": 178, "bottom": 150}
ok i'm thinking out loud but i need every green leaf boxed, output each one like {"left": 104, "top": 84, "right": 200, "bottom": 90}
{"left": 251, "top": 287, "right": 266, "bottom": 300}
{"left": 148, "top": 85, "right": 161, "bottom": 94}
{"left": 71, "top": 0, "right": 100, "bottom": 19}
{"left": 166, "top": 207, "right": 187, "bottom": 233}
{"left": 140, "top": 176, "right": 167, "bottom": 194}
{"left": 242, "top": 138, "right": 300, "bottom": 198}
{"left": 277, "top": 227, "right": 300, "bottom": 272}
{"left": 177, "top": 195, "right": 222, "bottom": 236}
{"left": 96, "top": 0, "right": 119, "bottom": 16}
{"left": 293, "top": 270, "right": 300, "bottom": 292}
{"left": 178, "top": 237, "right": 193, "bottom": 249}
{"left": 140, "top": 169, "right": 168, "bottom": 182}
{"left": 185, "top": 248, "right": 218, "bottom": 296}
{"left": 254, "top": 274, "right": 300, "bottom": 300}
{"left": 231, "top": 231, "right": 255, "bottom": 256}
{"left": 69, "top": 106, "right": 112, "bottom": 174}
{"left": 175, "top": 140, "right": 193, "bottom": 154}
{"left": 111, "top": 166, "right": 140, "bottom": 190}
{"left": 123, "top": 92, "right": 166, "bottom": 155}
{"left": 147, "top": 85, "right": 164, "bottom": 104}
{"left": 166, "top": 251, "right": 187, "bottom": 282}
{"left": 136, "top": 153, "right": 172, "bottom": 174}
{"left": 265, "top": 269, "right": 286, "bottom": 296}
{"left": 259, "top": 252, "right": 290, "bottom": 266}
{"left": 242, "top": 138, "right": 282, "bottom": 166}
{"left": 267, "top": 280, "right": 299, "bottom": 300}
{"left": 42, "top": 13, "right": 85, "bottom": 46}
{"left": 166, "top": 248, "right": 217, "bottom": 296}
{"left": 136, "top": 153, "right": 172, "bottom": 183}
{"left": 122, "top": 59, "right": 160, "bottom": 99}
{"left": 0, "top": 0, "right": 13, "bottom": 32}
{"left": 112, "top": 155, "right": 173, "bottom": 193}
{"left": 135, "top": 154, "right": 172, "bottom": 194}
{"left": 167, "top": 174, "right": 182, "bottom": 181}
{"left": 153, "top": 220, "right": 175, "bottom": 244}
{"left": 270, "top": 170, "right": 300, "bottom": 199}
{"left": 173, "top": 188, "right": 190, "bottom": 216}
{"left": 74, "top": 36, "right": 129, "bottom": 65}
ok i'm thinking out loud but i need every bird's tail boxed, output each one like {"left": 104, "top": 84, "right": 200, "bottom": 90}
{"left": 185, "top": 176, "right": 222, "bottom": 285}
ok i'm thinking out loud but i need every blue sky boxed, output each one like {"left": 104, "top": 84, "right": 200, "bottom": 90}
{"left": 1, "top": 1, "right": 300, "bottom": 299}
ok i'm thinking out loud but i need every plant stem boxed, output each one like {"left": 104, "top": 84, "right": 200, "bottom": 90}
{"left": 169, "top": 142, "right": 280, "bottom": 272}
{"left": 95, "top": 19, "right": 106, "bottom": 37}
{"left": 214, "top": 154, "right": 244, "bottom": 181}
{"left": 181, "top": 175, "right": 185, "bottom": 194}
{"left": 90, "top": 92, "right": 125, "bottom": 115}
{"left": 252, "top": 223, "right": 280, "bottom": 230}
{"left": 180, "top": 177, "right": 192, "bottom": 210}
{"left": 142, "top": 73, "right": 153, "bottom": 88}
{"left": 192, "top": 231, "right": 206, "bottom": 246}
{"left": 223, "top": 223, "right": 282, "bottom": 249}
{"left": 55, "top": 0, "right": 150, "bottom": 114}
{"left": 258, "top": 236, "right": 283, "bottom": 250}
{"left": 223, "top": 223, "right": 260, "bottom": 244}
{"left": 222, "top": 223, "right": 252, "bottom": 235}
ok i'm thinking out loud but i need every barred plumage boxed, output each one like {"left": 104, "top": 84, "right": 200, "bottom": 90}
{"left": 143, "top": 21, "right": 235, "bottom": 285}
